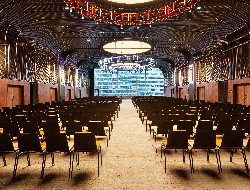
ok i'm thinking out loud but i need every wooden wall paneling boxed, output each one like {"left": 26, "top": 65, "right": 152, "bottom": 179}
{"left": 179, "top": 88, "right": 183, "bottom": 99}
{"left": 37, "top": 83, "right": 58, "bottom": 104}
{"left": 218, "top": 81, "right": 228, "bottom": 103}
{"left": 228, "top": 78, "right": 250, "bottom": 104}
{"left": 0, "top": 79, "right": 30, "bottom": 110}
{"left": 171, "top": 88, "right": 174, "bottom": 97}
{"left": 197, "top": 87, "right": 205, "bottom": 102}
{"left": 235, "top": 85, "right": 245, "bottom": 105}
{"left": 78, "top": 87, "right": 88, "bottom": 97}
{"left": 64, "top": 86, "right": 75, "bottom": 101}
{"left": 79, "top": 89, "right": 81, "bottom": 98}
{"left": 204, "top": 82, "right": 219, "bottom": 103}
{"left": 66, "top": 89, "right": 70, "bottom": 101}
{"left": 12, "top": 86, "right": 22, "bottom": 107}
{"left": 178, "top": 85, "right": 189, "bottom": 100}
{"left": 164, "top": 86, "right": 174, "bottom": 97}
{"left": 245, "top": 84, "right": 250, "bottom": 106}
{"left": 50, "top": 88, "right": 56, "bottom": 102}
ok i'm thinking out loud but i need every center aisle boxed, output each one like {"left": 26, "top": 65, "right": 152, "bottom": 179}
{"left": 89, "top": 99, "right": 166, "bottom": 189}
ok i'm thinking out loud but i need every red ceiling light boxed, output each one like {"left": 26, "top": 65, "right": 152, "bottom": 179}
{"left": 64, "top": 0, "right": 199, "bottom": 27}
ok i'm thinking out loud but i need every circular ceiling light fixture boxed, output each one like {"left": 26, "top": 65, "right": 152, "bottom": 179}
{"left": 103, "top": 40, "right": 151, "bottom": 55}
{"left": 107, "top": 0, "right": 154, "bottom": 4}
{"left": 98, "top": 55, "right": 156, "bottom": 72}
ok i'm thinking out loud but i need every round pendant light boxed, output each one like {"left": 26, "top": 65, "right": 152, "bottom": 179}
{"left": 103, "top": 40, "right": 151, "bottom": 55}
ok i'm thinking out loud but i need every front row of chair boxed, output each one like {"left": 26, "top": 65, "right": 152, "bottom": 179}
{"left": 161, "top": 130, "right": 249, "bottom": 174}
{"left": 0, "top": 133, "right": 102, "bottom": 178}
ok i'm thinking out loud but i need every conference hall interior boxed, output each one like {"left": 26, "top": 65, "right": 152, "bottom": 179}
{"left": 0, "top": 0, "right": 249, "bottom": 189}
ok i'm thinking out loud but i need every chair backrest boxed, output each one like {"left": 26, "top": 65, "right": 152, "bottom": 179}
{"left": 237, "top": 120, "right": 250, "bottom": 131}
{"left": 88, "top": 121, "right": 106, "bottom": 136}
{"left": 65, "top": 121, "right": 82, "bottom": 135}
{"left": 43, "top": 121, "right": 60, "bottom": 134}
{"left": 177, "top": 120, "right": 194, "bottom": 136}
{"left": 45, "top": 133, "right": 69, "bottom": 152}
{"left": 2, "top": 118, "right": 20, "bottom": 137}
{"left": 216, "top": 120, "right": 233, "bottom": 134}
{"left": 197, "top": 120, "right": 213, "bottom": 132}
{"left": 157, "top": 120, "right": 174, "bottom": 134}
{"left": 23, "top": 122, "right": 40, "bottom": 134}
{"left": 193, "top": 131, "right": 216, "bottom": 149}
{"left": 220, "top": 131, "right": 244, "bottom": 149}
{"left": 18, "top": 133, "right": 42, "bottom": 152}
{"left": 166, "top": 131, "right": 189, "bottom": 149}
{"left": 74, "top": 133, "right": 97, "bottom": 152}
{"left": 0, "top": 133, "right": 15, "bottom": 152}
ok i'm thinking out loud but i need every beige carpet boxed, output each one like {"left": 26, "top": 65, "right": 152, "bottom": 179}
{"left": 1, "top": 99, "right": 250, "bottom": 189}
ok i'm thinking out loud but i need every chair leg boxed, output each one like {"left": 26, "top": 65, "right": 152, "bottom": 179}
{"left": 207, "top": 149, "right": 210, "bottom": 162}
{"left": 189, "top": 149, "right": 194, "bottom": 173}
{"left": 51, "top": 153, "right": 55, "bottom": 166}
{"left": 109, "top": 127, "right": 111, "bottom": 140}
{"left": 41, "top": 152, "right": 47, "bottom": 178}
{"left": 165, "top": 155, "right": 167, "bottom": 173}
{"left": 13, "top": 152, "right": 19, "bottom": 178}
{"left": 183, "top": 149, "right": 185, "bottom": 163}
{"left": 101, "top": 152, "right": 102, "bottom": 166}
{"left": 242, "top": 149, "right": 249, "bottom": 173}
{"left": 98, "top": 151, "right": 100, "bottom": 177}
{"left": 2, "top": 154, "right": 7, "bottom": 166}
{"left": 215, "top": 149, "right": 222, "bottom": 173}
{"left": 27, "top": 152, "right": 31, "bottom": 166}
{"left": 230, "top": 149, "right": 234, "bottom": 162}
{"left": 69, "top": 152, "right": 74, "bottom": 178}
{"left": 77, "top": 153, "right": 80, "bottom": 166}
{"left": 161, "top": 146, "right": 162, "bottom": 158}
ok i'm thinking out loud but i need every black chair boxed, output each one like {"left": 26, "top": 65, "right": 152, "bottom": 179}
{"left": 42, "top": 133, "right": 70, "bottom": 178}
{"left": 220, "top": 131, "right": 244, "bottom": 149}
{"left": 13, "top": 133, "right": 43, "bottom": 177}
{"left": 162, "top": 131, "right": 190, "bottom": 173}
{"left": 88, "top": 121, "right": 109, "bottom": 146}
{"left": 220, "top": 131, "right": 248, "bottom": 173}
{"left": 70, "top": 133, "right": 102, "bottom": 178}
{"left": 193, "top": 131, "right": 218, "bottom": 171}
{"left": 65, "top": 121, "right": 82, "bottom": 141}
{"left": 153, "top": 120, "right": 174, "bottom": 142}
{"left": 0, "top": 133, "right": 15, "bottom": 166}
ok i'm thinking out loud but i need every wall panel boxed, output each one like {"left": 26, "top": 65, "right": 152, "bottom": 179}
{"left": 0, "top": 78, "right": 30, "bottom": 110}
